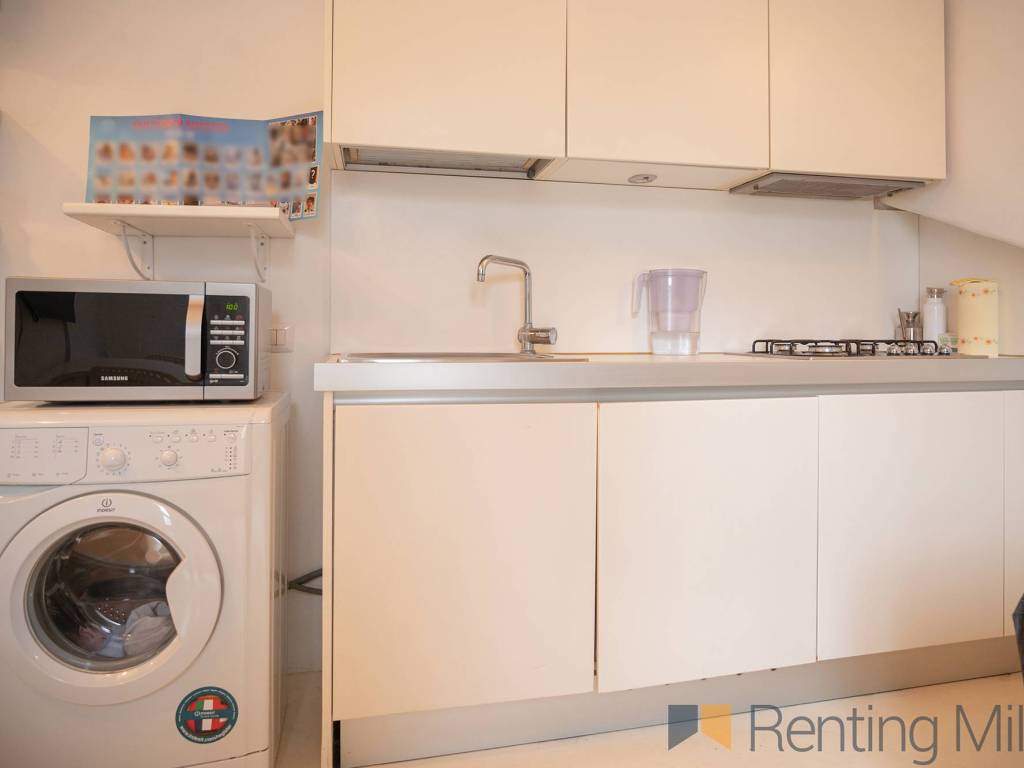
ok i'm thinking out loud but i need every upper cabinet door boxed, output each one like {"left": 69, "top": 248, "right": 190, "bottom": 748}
{"left": 332, "top": 0, "right": 566, "bottom": 159}
{"left": 770, "top": 0, "right": 946, "bottom": 180}
{"left": 566, "top": 0, "right": 768, "bottom": 169}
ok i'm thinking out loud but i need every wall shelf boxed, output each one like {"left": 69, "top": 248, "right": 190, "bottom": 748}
{"left": 62, "top": 203, "right": 294, "bottom": 282}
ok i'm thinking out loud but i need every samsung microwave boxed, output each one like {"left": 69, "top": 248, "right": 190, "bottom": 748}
{"left": 4, "top": 278, "right": 270, "bottom": 402}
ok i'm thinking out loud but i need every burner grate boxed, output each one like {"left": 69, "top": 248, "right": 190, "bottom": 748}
{"left": 752, "top": 339, "right": 940, "bottom": 357}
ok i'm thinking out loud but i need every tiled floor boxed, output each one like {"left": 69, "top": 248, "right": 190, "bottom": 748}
{"left": 278, "top": 672, "right": 1024, "bottom": 767}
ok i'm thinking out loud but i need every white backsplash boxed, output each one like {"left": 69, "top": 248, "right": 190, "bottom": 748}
{"left": 331, "top": 172, "right": 920, "bottom": 354}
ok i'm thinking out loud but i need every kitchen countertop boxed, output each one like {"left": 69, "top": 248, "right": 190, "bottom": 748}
{"left": 315, "top": 353, "right": 1024, "bottom": 404}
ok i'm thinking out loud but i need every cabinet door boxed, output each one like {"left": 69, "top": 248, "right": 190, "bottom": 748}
{"left": 597, "top": 398, "right": 817, "bottom": 693}
{"left": 1006, "top": 391, "right": 1024, "bottom": 635}
{"left": 332, "top": 403, "right": 596, "bottom": 719}
{"left": 332, "top": 0, "right": 566, "bottom": 158}
{"left": 549, "top": 0, "right": 768, "bottom": 189}
{"left": 770, "top": 0, "right": 946, "bottom": 179}
{"left": 819, "top": 392, "right": 1003, "bottom": 660}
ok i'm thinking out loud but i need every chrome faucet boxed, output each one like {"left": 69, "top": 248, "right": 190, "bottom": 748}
{"left": 476, "top": 255, "right": 557, "bottom": 355}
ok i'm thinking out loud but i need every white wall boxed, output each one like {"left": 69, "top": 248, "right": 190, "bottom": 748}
{"left": 0, "top": 0, "right": 328, "bottom": 672}
{"left": 920, "top": 217, "right": 1024, "bottom": 353}
{"left": 332, "top": 172, "right": 920, "bottom": 353}
{"left": 890, "top": 0, "right": 1024, "bottom": 249}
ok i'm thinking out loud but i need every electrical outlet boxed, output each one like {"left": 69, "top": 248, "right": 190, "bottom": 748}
{"left": 270, "top": 326, "right": 293, "bottom": 353}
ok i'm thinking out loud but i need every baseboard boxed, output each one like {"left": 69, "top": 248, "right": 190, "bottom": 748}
{"left": 339, "top": 636, "right": 1019, "bottom": 767}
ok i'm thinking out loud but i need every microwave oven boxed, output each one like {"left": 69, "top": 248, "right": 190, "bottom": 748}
{"left": 4, "top": 278, "right": 270, "bottom": 402}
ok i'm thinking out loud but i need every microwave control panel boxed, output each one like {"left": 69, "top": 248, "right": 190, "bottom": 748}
{"left": 205, "top": 295, "right": 250, "bottom": 388}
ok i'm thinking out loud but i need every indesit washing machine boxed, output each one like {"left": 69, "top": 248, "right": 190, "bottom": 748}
{"left": 0, "top": 393, "right": 288, "bottom": 768}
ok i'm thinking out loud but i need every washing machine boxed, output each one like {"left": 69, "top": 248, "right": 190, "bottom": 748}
{"left": 0, "top": 393, "right": 288, "bottom": 768}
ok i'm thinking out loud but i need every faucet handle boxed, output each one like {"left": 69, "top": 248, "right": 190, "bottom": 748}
{"left": 520, "top": 327, "right": 557, "bottom": 346}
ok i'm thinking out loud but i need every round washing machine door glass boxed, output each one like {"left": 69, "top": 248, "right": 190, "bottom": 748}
{"left": 0, "top": 492, "right": 222, "bottom": 705}
{"left": 27, "top": 523, "right": 182, "bottom": 672}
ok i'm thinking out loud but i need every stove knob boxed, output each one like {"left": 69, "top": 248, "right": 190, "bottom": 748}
{"left": 921, "top": 345, "right": 937, "bottom": 356}
{"left": 939, "top": 345, "right": 953, "bottom": 356}
{"left": 905, "top": 345, "right": 919, "bottom": 356}
{"left": 887, "top": 345, "right": 903, "bottom": 356}
{"left": 159, "top": 449, "right": 180, "bottom": 467}
{"left": 98, "top": 446, "right": 128, "bottom": 471}
{"left": 215, "top": 348, "right": 238, "bottom": 370}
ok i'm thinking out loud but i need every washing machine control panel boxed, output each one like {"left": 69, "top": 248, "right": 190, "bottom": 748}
{"left": 0, "top": 425, "right": 249, "bottom": 485}
{"left": 0, "top": 427, "right": 88, "bottom": 484}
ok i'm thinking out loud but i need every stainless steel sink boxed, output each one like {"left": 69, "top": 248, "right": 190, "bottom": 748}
{"left": 344, "top": 352, "right": 588, "bottom": 363}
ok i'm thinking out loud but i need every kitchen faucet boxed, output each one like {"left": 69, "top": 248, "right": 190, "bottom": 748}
{"left": 476, "top": 255, "right": 557, "bottom": 355}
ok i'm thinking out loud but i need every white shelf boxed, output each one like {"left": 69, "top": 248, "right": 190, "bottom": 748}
{"left": 62, "top": 202, "right": 294, "bottom": 239}
{"left": 62, "top": 202, "right": 294, "bottom": 281}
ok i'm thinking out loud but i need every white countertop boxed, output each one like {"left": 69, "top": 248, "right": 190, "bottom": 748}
{"left": 315, "top": 353, "right": 1024, "bottom": 402}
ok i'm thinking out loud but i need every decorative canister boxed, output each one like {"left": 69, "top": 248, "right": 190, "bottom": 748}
{"left": 951, "top": 278, "right": 998, "bottom": 357}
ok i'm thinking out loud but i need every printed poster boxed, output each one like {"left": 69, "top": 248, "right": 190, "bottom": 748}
{"left": 86, "top": 111, "right": 323, "bottom": 220}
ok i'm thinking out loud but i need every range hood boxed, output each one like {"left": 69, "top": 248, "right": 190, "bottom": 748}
{"left": 336, "top": 146, "right": 553, "bottom": 180}
{"left": 730, "top": 172, "right": 925, "bottom": 200}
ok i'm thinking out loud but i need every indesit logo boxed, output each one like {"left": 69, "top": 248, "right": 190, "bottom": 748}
{"left": 98, "top": 497, "right": 114, "bottom": 512}
{"left": 667, "top": 704, "right": 732, "bottom": 750}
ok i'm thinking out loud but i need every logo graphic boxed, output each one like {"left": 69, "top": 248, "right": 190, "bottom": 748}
{"left": 175, "top": 686, "right": 239, "bottom": 744}
{"left": 668, "top": 704, "right": 732, "bottom": 750}
{"left": 99, "top": 375, "right": 129, "bottom": 381}
{"left": 100, "top": 498, "right": 113, "bottom": 508}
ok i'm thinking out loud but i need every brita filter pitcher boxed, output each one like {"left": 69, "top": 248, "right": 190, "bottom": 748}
{"left": 632, "top": 268, "right": 708, "bottom": 355}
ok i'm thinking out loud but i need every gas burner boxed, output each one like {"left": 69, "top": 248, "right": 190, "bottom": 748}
{"left": 751, "top": 340, "right": 856, "bottom": 357}
{"left": 751, "top": 339, "right": 943, "bottom": 357}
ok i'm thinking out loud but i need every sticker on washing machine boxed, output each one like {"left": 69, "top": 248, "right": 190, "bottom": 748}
{"left": 175, "top": 686, "right": 239, "bottom": 744}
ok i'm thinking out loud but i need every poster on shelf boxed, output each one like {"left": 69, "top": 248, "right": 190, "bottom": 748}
{"left": 85, "top": 111, "right": 323, "bottom": 221}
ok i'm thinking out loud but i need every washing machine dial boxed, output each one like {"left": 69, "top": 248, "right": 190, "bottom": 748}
{"left": 158, "top": 449, "right": 180, "bottom": 467}
{"left": 98, "top": 445, "right": 128, "bottom": 471}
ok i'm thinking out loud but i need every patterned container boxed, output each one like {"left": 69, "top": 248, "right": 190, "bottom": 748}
{"left": 952, "top": 278, "right": 998, "bottom": 357}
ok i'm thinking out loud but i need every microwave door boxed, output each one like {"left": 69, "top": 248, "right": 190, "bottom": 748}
{"left": 6, "top": 281, "right": 207, "bottom": 400}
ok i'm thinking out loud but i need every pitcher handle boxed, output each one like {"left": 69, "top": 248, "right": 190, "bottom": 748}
{"left": 631, "top": 272, "right": 648, "bottom": 317}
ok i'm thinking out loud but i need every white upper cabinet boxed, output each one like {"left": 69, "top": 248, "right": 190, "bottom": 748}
{"left": 597, "top": 398, "right": 817, "bottom": 693}
{"left": 818, "top": 392, "right": 1003, "bottom": 661}
{"left": 769, "top": 0, "right": 946, "bottom": 180}
{"left": 542, "top": 0, "right": 768, "bottom": 190}
{"left": 331, "top": 0, "right": 566, "bottom": 169}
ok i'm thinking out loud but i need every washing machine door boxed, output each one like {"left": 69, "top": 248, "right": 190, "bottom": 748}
{"left": 0, "top": 491, "right": 222, "bottom": 705}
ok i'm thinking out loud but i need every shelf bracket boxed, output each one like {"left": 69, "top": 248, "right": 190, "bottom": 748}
{"left": 117, "top": 221, "right": 155, "bottom": 280}
{"left": 248, "top": 225, "right": 270, "bottom": 283}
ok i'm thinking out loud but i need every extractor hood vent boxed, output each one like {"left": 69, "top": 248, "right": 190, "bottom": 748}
{"left": 339, "top": 146, "right": 551, "bottom": 180}
{"left": 730, "top": 172, "right": 925, "bottom": 200}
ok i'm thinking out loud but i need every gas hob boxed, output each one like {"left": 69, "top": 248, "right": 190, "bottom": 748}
{"left": 750, "top": 339, "right": 953, "bottom": 357}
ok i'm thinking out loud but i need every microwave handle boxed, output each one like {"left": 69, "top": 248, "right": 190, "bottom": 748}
{"left": 185, "top": 294, "right": 205, "bottom": 381}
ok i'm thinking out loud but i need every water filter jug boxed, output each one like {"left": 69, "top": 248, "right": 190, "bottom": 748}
{"left": 632, "top": 268, "right": 708, "bottom": 355}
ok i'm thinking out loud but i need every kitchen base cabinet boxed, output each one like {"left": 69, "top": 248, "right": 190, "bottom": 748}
{"left": 596, "top": 398, "right": 818, "bottom": 693}
{"left": 818, "top": 393, "right": 1004, "bottom": 660}
{"left": 332, "top": 403, "right": 597, "bottom": 720}
{"left": 1006, "top": 391, "right": 1024, "bottom": 636}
